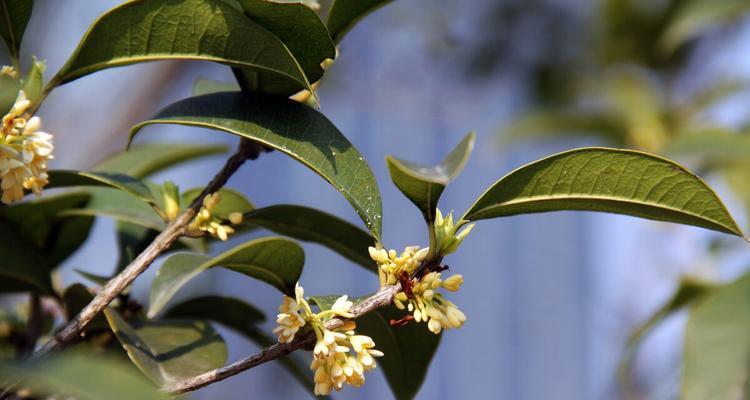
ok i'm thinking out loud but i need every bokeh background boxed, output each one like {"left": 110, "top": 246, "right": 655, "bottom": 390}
{"left": 15, "top": 0, "right": 750, "bottom": 398}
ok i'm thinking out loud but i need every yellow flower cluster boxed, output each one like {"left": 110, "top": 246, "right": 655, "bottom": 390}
{"left": 186, "top": 193, "right": 243, "bottom": 240}
{"left": 273, "top": 284, "right": 383, "bottom": 396}
{"left": 394, "top": 271, "right": 466, "bottom": 334}
{"left": 0, "top": 89, "right": 53, "bottom": 204}
{"left": 369, "top": 245, "right": 428, "bottom": 287}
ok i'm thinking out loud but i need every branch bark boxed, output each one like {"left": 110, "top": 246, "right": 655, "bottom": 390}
{"left": 162, "top": 283, "right": 403, "bottom": 395}
{"left": 32, "top": 139, "right": 265, "bottom": 359}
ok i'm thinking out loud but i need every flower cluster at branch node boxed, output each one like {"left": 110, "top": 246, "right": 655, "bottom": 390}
{"left": 186, "top": 192, "right": 243, "bottom": 240}
{"left": 394, "top": 271, "right": 466, "bottom": 334}
{"left": 0, "top": 88, "right": 53, "bottom": 204}
{"left": 273, "top": 284, "right": 383, "bottom": 396}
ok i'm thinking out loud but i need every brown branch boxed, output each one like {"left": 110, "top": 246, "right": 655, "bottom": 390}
{"left": 162, "top": 283, "right": 403, "bottom": 395}
{"left": 31, "top": 139, "right": 266, "bottom": 360}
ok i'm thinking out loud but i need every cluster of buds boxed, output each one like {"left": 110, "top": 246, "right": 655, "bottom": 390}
{"left": 0, "top": 86, "right": 53, "bottom": 204}
{"left": 369, "top": 245, "right": 428, "bottom": 287}
{"left": 434, "top": 208, "right": 474, "bottom": 256}
{"left": 273, "top": 284, "right": 383, "bottom": 396}
{"left": 394, "top": 271, "right": 466, "bottom": 334}
{"left": 185, "top": 192, "right": 243, "bottom": 240}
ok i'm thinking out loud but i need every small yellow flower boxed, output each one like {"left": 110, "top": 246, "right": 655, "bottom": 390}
{"left": 186, "top": 193, "right": 244, "bottom": 240}
{"left": 395, "top": 270, "right": 467, "bottom": 335}
{"left": 0, "top": 66, "right": 17, "bottom": 79}
{"left": 369, "top": 245, "right": 429, "bottom": 287}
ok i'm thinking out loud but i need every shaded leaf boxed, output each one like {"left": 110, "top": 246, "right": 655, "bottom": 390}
{"left": 463, "top": 147, "right": 743, "bottom": 237}
{"left": 386, "top": 132, "right": 475, "bottom": 218}
{"left": 56, "top": 0, "right": 311, "bottom": 93}
{"left": 0, "top": 0, "right": 32, "bottom": 60}
{"left": 162, "top": 295, "right": 320, "bottom": 398}
{"left": 61, "top": 188, "right": 165, "bottom": 231}
{"left": 93, "top": 143, "right": 228, "bottom": 179}
{"left": 148, "top": 237, "right": 304, "bottom": 317}
{"left": 131, "top": 91, "right": 382, "bottom": 239}
{"left": 327, "top": 0, "right": 394, "bottom": 43}
{"left": 234, "top": 0, "right": 335, "bottom": 95}
{"left": 47, "top": 170, "right": 158, "bottom": 208}
{"left": 104, "top": 309, "right": 228, "bottom": 386}
{"left": 62, "top": 283, "right": 109, "bottom": 331}
{"left": 0, "top": 223, "right": 51, "bottom": 293}
{"left": 245, "top": 204, "right": 376, "bottom": 272}
{"left": 0, "top": 352, "right": 167, "bottom": 400}
{"left": 683, "top": 271, "right": 750, "bottom": 400}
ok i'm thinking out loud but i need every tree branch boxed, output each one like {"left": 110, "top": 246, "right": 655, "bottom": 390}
{"left": 32, "top": 139, "right": 266, "bottom": 359}
{"left": 162, "top": 283, "right": 403, "bottom": 395}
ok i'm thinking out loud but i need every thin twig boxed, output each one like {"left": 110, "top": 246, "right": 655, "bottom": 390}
{"left": 162, "top": 283, "right": 403, "bottom": 395}
{"left": 31, "top": 139, "right": 265, "bottom": 359}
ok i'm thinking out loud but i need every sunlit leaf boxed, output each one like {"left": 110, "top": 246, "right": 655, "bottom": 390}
{"left": 0, "top": 0, "right": 32, "bottom": 61}
{"left": 464, "top": 147, "right": 743, "bottom": 237}
{"left": 683, "top": 271, "right": 750, "bottom": 400}
{"left": 327, "top": 0, "right": 394, "bottom": 43}
{"left": 0, "top": 352, "right": 168, "bottom": 400}
{"left": 56, "top": 0, "right": 311, "bottom": 94}
{"left": 148, "top": 237, "right": 304, "bottom": 317}
{"left": 131, "top": 91, "right": 382, "bottom": 239}
{"left": 104, "top": 309, "right": 228, "bottom": 386}
{"left": 386, "top": 132, "right": 475, "bottom": 219}
{"left": 93, "top": 143, "right": 228, "bottom": 179}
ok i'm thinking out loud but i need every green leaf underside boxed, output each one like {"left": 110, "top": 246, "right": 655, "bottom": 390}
{"left": 104, "top": 309, "right": 227, "bottom": 386}
{"left": 93, "top": 143, "right": 228, "bottom": 179}
{"left": 464, "top": 147, "right": 743, "bottom": 237}
{"left": 181, "top": 187, "right": 254, "bottom": 218}
{"left": 148, "top": 237, "right": 304, "bottom": 317}
{"left": 192, "top": 77, "right": 239, "bottom": 96}
{"left": 131, "top": 91, "right": 382, "bottom": 239}
{"left": 310, "top": 296, "right": 440, "bottom": 400}
{"left": 235, "top": 0, "right": 335, "bottom": 94}
{"left": 163, "top": 295, "right": 320, "bottom": 398}
{"left": 47, "top": 170, "right": 157, "bottom": 207}
{"left": 326, "top": 0, "right": 394, "bottom": 43}
{"left": 245, "top": 204, "right": 376, "bottom": 272}
{"left": 387, "top": 132, "right": 475, "bottom": 216}
{"left": 682, "top": 271, "right": 750, "bottom": 400}
{"left": 56, "top": 0, "right": 311, "bottom": 94}
{"left": 0, "top": 0, "right": 32, "bottom": 60}
{"left": 61, "top": 188, "right": 165, "bottom": 230}
{"left": 0, "top": 353, "right": 167, "bottom": 400}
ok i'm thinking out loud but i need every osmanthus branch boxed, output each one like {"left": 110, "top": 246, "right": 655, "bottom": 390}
{"left": 32, "top": 139, "right": 267, "bottom": 359}
{"left": 162, "top": 283, "right": 404, "bottom": 395}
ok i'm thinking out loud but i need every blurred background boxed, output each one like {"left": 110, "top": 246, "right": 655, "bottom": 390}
{"left": 13, "top": 0, "right": 750, "bottom": 398}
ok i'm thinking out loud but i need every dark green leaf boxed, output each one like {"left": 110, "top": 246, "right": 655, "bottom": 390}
{"left": 463, "top": 147, "right": 743, "bottom": 237}
{"left": 148, "top": 237, "right": 304, "bottom": 317}
{"left": 246, "top": 204, "right": 375, "bottom": 271}
{"left": 327, "top": 0, "right": 394, "bottom": 43}
{"left": 56, "top": 0, "right": 311, "bottom": 94}
{"left": 104, "top": 309, "right": 228, "bottom": 386}
{"left": 62, "top": 283, "right": 109, "bottom": 331}
{"left": 0, "top": 223, "right": 51, "bottom": 293}
{"left": 20, "top": 56, "right": 43, "bottom": 105}
{"left": 93, "top": 143, "right": 228, "bottom": 179}
{"left": 0, "top": 352, "right": 167, "bottom": 400}
{"left": 683, "top": 271, "right": 750, "bottom": 400}
{"left": 162, "top": 296, "right": 320, "bottom": 398}
{"left": 234, "top": 0, "right": 335, "bottom": 94}
{"left": 0, "top": 0, "right": 32, "bottom": 60}
{"left": 131, "top": 91, "right": 382, "bottom": 239}
{"left": 386, "top": 132, "right": 475, "bottom": 218}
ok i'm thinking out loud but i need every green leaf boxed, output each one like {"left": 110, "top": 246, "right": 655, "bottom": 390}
{"left": 0, "top": 71, "right": 19, "bottom": 114}
{"left": 181, "top": 187, "right": 254, "bottom": 219}
{"left": 501, "top": 110, "right": 626, "bottom": 146}
{"left": 131, "top": 91, "right": 383, "bottom": 239}
{"left": 62, "top": 283, "right": 109, "bottom": 331}
{"left": 93, "top": 143, "right": 228, "bottom": 179}
{"left": 660, "top": 0, "right": 750, "bottom": 53}
{"left": 56, "top": 0, "right": 311, "bottom": 94}
{"left": 47, "top": 170, "right": 158, "bottom": 208}
{"left": 618, "top": 277, "right": 717, "bottom": 385}
{"left": 463, "top": 147, "right": 744, "bottom": 237}
{"left": 148, "top": 237, "right": 304, "bottom": 317}
{"left": 234, "top": 0, "right": 335, "bottom": 94}
{"left": 61, "top": 188, "right": 165, "bottom": 231}
{"left": 245, "top": 204, "right": 376, "bottom": 272}
{"left": 683, "top": 271, "right": 750, "bottom": 400}
{"left": 0, "top": 352, "right": 168, "bottom": 400}
{"left": 103, "top": 309, "right": 228, "bottom": 386}
{"left": 310, "top": 296, "right": 440, "bottom": 400}
{"left": 0, "top": 0, "right": 32, "bottom": 61}
{"left": 386, "top": 132, "right": 475, "bottom": 219}
{"left": 191, "top": 77, "right": 239, "bottom": 96}
{"left": 0, "top": 223, "right": 51, "bottom": 293}
{"left": 162, "top": 295, "right": 321, "bottom": 398}
{"left": 20, "top": 56, "right": 43, "bottom": 105}
{"left": 327, "top": 0, "right": 394, "bottom": 43}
